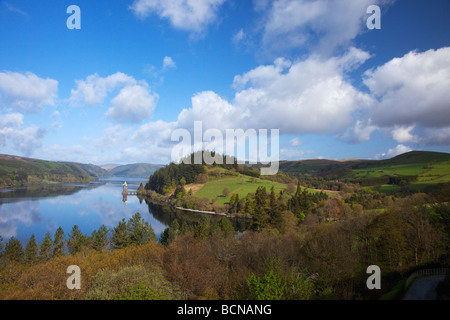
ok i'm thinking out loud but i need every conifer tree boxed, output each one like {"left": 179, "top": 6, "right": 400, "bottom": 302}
{"left": 112, "top": 218, "right": 129, "bottom": 249}
{"left": 24, "top": 234, "right": 38, "bottom": 265}
{"left": 269, "top": 186, "right": 283, "bottom": 230}
{"left": 127, "top": 213, "right": 157, "bottom": 246}
{"left": 4, "top": 237, "right": 24, "bottom": 263}
{"left": 67, "top": 225, "right": 88, "bottom": 255}
{"left": 90, "top": 225, "right": 109, "bottom": 251}
{"left": 194, "top": 215, "right": 211, "bottom": 239}
{"left": 39, "top": 232, "right": 53, "bottom": 262}
{"left": 53, "top": 227, "right": 66, "bottom": 258}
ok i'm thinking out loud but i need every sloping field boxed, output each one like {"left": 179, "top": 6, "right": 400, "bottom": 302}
{"left": 190, "top": 175, "right": 288, "bottom": 206}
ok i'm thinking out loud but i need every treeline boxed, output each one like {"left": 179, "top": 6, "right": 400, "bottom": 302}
{"left": 225, "top": 184, "right": 328, "bottom": 231}
{"left": 0, "top": 213, "right": 156, "bottom": 265}
{"left": 1, "top": 188, "right": 449, "bottom": 300}
{"left": 145, "top": 152, "right": 260, "bottom": 195}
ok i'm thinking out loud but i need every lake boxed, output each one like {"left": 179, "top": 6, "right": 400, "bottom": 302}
{"left": 0, "top": 177, "right": 170, "bottom": 245}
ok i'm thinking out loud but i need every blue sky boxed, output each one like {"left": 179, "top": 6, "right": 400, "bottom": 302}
{"left": 0, "top": 0, "right": 450, "bottom": 165}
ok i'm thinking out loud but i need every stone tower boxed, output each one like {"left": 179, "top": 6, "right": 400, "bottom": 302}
{"left": 122, "top": 181, "right": 128, "bottom": 195}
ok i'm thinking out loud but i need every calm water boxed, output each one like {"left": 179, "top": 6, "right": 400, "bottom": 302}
{"left": 0, "top": 178, "right": 169, "bottom": 245}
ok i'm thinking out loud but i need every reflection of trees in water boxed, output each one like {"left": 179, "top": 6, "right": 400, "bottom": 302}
{"left": 145, "top": 199, "right": 250, "bottom": 232}
{"left": 0, "top": 184, "right": 87, "bottom": 203}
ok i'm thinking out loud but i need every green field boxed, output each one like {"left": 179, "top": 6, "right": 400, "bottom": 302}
{"left": 352, "top": 160, "right": 450, "bottom": 181}
{"left": 192, "top": 175, "right": 288, "bottom": 206}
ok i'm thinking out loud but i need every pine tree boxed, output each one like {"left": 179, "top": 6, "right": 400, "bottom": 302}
{"left": 90, "top": 225, "right": 109, "bottom": 251}
{"left": 194, "top": 215, "right": 211, "bottom": 239}
{"left": 67, "top": 225, "right": 88, "bottom": 255}
{"left": 127, "top": 213, "right": 157, "bottom": 246}
{"left": 269, "top": 186, "right": 283, "bottom": 231}
{"left": 217, "top": 216, "right": 235, "bottom": 237}
{"left": 24, "top": 234, "right": 38, "bottom": 265}
{"left": 4, "top": 237, "right": 24, "bottom": 263}
{"left": 39, "top": 232, "right": 53, "bottom": 262}
{"left": 53, "top": 227, "right": 66, "bottom": 258}
{"left": 112, "top": 218, "right": 129, "bottom": 249}
{"left": 251, "top": 186, "right": 268, "bottom": 231}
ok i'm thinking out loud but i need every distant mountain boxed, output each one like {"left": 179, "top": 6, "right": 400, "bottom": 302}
{"left": 107, "top": 163, "right": 165, "bottom": 179}
{"left": 0, "top": 154, "right": 112, "bottom": 188}
{"left": 100, "top": 164, "right": 121, "bottom": 171}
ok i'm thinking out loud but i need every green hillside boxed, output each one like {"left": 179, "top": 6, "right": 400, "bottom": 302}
{"left": 191, "top": 174, "right": 288, "bottom": 206}
{"left": 109, "top": 163, "right": 164, "bottom": 178}
{"left": 0, "top": 154, "right": 111, "bottom": 188}
{"left": 278, "top": 151, "right": 450, "bottom": 193}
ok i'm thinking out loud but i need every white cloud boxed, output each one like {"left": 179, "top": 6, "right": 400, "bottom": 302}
{"left": 70, "top": 73, "right": 158, "bottom": 124}
{"left": 163, "top": 56, "right": 176, "bottom": 70}
{"left": 364, "top": 47, "right": 450, "bottom": 129}
{"left": 0, "top": 112, "right": 24, "bottom": 128}
{"left": 233, "top": 29, "right": 245, "bottom": 44}
{"left": 289, "top": 137, "right": 302, "bottom": 147}
{"left": 421, "top": 127, "right": 450, "bottom": 146}
{"left": 375, "top": 144, "right": 412, "bottom": 160}
{"left": 342, "top": 119, "right": 378, "bottom": 143}
{"left": 391, "top": 125, "right": 420, "bottom": 144}
{"left": 162, "top": 48, "right": 373, "bottom": 158}
{"left": 105, "top": 84, "right": 158, "bottom": 124}
{"left": 258, "top": 0, "right": 394, "bottom": 56}
{"left": 0, "top": 71, "right": 58, "bottom": 112}
{"left": 231, "top": 48, "right": 373, "bottom": 134}
{"left": 0, "top": 112, "right": 46, "bottom": 156}
{"left": 177, "top": 91, "right": 241, "bottom": 131}
{"left": 70, "top": 72, "right": 136, "bottom": 106}
{"left": 130, "top": 0, "right": 226, "bottom": 35}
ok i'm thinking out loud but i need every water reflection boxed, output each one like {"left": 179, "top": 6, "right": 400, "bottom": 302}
{"left": 0, "top": 177, "right": 251, "bottom": 245}
{"left": 0, "top": 178, "right": 168, "bottom": 244}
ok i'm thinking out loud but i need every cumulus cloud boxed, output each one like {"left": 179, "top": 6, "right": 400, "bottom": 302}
{"left": 0, "top": 112, "right": 46, "bottom": 156}
{"left": 70, "top": 72, "right": 158, "bottom": 124}
{"left": 159, "top": 47, "right": 374, "bottom": 159}
{"left": 421, "top": 127, "right": 450, "bottom": 146}
{"left": 341, "top": 119, "right": 378, "bottom": 143}
{"left": 375, "top": 144, "right": 412, "bottom": 160}
{"left": 105, "top": 84, "right": 158, "bottom": 124}
{"left": 70, "top": 72, "right": 136, "bottom": 106}
{"left": 0, "top": 71, "right": 58, "bottom": 112}
{"left": 391, "top": 125, "right": 420, "bottom": 144}
{"left": 129, "top": 0, "right": 226, "bottom": 35}
{"left": 364, "top": 47, "right": 450, "bottom": 129}
{"left": 258, "top": 0, "right": 394, "bottom": 56}
{"left": 231, "top": 48, "right": 373, "bottom": 134}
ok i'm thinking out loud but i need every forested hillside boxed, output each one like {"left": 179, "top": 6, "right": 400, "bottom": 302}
{"left": 0, "top": 154, "right": 111, "bottom": 188}
{"left": 1, "top": 182, "right": 449, "bottom": 300}
{"left": 108, "top": 163, "right": 164, "bottom": 178}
